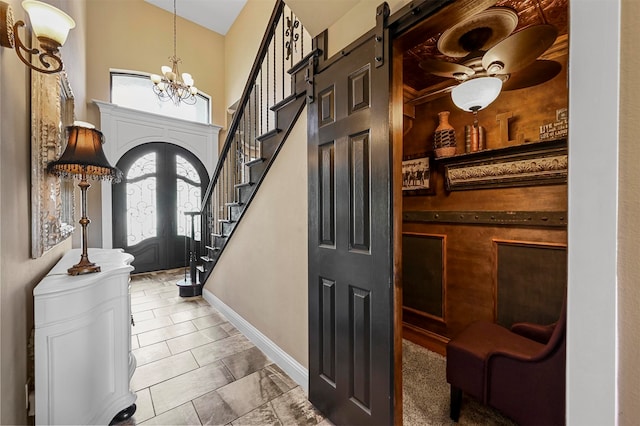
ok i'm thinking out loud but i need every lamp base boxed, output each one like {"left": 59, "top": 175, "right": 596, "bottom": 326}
{"left": 68, "top": 261, "right": 101, "bottom": 276}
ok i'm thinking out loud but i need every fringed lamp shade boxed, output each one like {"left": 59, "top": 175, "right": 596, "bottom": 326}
{"left": 48, "top": 123, "right": 121, "bottom": 275}
{"left": 48, "top": 125, "right": 122, "bottom": 182}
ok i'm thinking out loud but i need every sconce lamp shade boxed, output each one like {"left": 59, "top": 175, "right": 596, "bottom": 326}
{"left": 21, "top": 0, "right": 75, "bottom": 46}
{"left": 48, "top": 123, "right": 122, "bottom": 182}
{"left": 451, "top": 77, "right": 503, "bottom": 112}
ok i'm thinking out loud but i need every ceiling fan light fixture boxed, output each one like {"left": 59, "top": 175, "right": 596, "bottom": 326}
{"left": 451, "top": 76, "right": 502, "bottom": 112}
{"left": 486, "top": 61, "right": 504, "bottom": 75}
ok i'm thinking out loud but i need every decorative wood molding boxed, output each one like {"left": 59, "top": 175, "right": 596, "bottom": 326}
{"left": 435, "top": 139, "right": 567, "bottom": 191}
{"left": 31, "top": 71, "right": 75, "bottom": 258}
{"left": 403, "top": 210, "right": 567, "bottom": 227}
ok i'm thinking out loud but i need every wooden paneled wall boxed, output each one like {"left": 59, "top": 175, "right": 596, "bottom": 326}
{"left": 402, "top": 54, "right": 568, "bottom": 355}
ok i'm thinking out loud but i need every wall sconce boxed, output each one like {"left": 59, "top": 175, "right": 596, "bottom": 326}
{"left": 0, "top": 0, "right": 75, "bottom": 74}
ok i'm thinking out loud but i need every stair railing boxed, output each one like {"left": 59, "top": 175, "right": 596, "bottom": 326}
{"left": 199, "top": 0, "right": 311, "bottom": 272}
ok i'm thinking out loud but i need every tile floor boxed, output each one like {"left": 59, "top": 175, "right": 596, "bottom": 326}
{"left": 115, "top": 269, "right": 329, "bottom": 426}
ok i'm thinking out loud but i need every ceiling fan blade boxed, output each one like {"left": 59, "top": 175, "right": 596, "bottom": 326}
{"left": 419, "top": 59, "right": 475, "bottom": 79}
{"left": 502, "top": 60, "right": 563, "bottom": 91}
{"left": 482, "top": 24, "right": 558, "bottom": 75}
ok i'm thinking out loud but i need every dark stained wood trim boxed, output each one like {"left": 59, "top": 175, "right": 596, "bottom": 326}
{"left": 392, "top": 33, "right": 405, "bottom": 426}
{"left": 403, "top": 210, "right": 568, "bottom": 228}
{"left": 435, "top": 139, "right": 568, "bottom": 191}
{"left": 403, "top": 322, "right": 449, "bottom": 356}
{"left": 404, "top": 306, "right": 447, "bottom": 325}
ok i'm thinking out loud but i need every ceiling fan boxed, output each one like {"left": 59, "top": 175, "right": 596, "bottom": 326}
{"left": 418, "top": 7, "right": 562, "bottom": 110}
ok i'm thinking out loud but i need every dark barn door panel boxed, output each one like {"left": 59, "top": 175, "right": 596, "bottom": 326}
{"left": 308, "top": 25, "right": 393, "bottom": 426}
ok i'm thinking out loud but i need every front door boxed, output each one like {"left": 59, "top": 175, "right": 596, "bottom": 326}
{"left": 113, "top": 143, "right": 208, "bottom": 273}
{"left": 308, "top": 22, "right": 393, "bottom": 425}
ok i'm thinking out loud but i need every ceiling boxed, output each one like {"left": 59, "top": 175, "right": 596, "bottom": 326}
{"left": 144, "top": 0, "right": 357, "bottom": 38}
{"left": 404, "top": 0, "right": 568, "bottom": 94}
{"left": 144, "top": 0, "right": 248, "bottom": 35}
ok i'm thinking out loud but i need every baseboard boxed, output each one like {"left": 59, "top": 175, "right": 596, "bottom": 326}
{"left": 203, "top": 288, "right": 309, "bottom": 394}
{"left": 403, "top": 322, "right": 449, "bottom": 356}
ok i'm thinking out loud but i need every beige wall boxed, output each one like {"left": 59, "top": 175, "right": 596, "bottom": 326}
{"left": 84, "top": 0, "right": 226, "bottom": 247}
{"left": 224, "top": 0, "right": 276, "bottom": 116}
{"left": 618, "top": 0, "right": 640, "bottom": 422}
{"left": 0, "top": 1, "right": 85, "bottom": 423}
{"left": 205, "top": 112, "right": 309, "bottom": 367}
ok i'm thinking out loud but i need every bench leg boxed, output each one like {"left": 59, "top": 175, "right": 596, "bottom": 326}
{"left": 450, "top": 386, "right": 462, "bottom": 422}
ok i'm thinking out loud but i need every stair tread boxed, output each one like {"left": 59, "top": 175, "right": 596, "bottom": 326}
{"left": 234, "top": 181, "right": 254, "bottom": 188}
{"left": 244, "top": 157, "right": 265, "bottom": 167}
{"left": 256, "top": 128, "right": 281, "bottom": 142}
{"left": 211, "top": 233, "right": 228, "bottom": 238}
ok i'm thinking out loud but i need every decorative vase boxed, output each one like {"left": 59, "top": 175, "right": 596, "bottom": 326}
{"left": 433, "top": 111, "right": 457, "bottom": 157}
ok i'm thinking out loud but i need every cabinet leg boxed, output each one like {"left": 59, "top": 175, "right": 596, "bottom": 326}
{"left": 110, "top": 404, "right": 136, "bottom": 424}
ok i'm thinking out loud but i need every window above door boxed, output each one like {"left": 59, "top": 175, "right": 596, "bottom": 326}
{"left": 110, "top": 70, "right": 211, "bottom": 124}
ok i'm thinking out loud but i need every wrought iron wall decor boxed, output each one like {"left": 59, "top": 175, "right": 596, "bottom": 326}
{"left": 31, "top": 70, "right": 75, "bottom": 258}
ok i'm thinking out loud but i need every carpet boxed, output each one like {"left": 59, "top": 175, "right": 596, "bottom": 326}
{"left": 402, "top": 339, "right": 517, "bottom": 425}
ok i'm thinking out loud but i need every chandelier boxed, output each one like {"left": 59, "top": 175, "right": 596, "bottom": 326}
{"left": 150, "top": 0, "right": 197, "bottom": 105}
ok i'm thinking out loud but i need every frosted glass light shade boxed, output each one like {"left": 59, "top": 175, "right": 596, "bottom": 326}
{"left": 451, "top": 77, "right": 502, "bottom": 112}
{"left": 22, "top": 0, "right": 75, "bottom": 46}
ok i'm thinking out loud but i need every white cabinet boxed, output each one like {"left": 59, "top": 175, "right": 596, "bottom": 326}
{"left": 34, "top": 248, "right": 137, "bottom": 425}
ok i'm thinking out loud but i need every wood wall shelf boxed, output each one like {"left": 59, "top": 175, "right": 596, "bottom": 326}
{"left": 434, "top": 138, "right": 567, "bottom": 191}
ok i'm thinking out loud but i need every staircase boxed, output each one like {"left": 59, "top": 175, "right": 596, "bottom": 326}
{"left": 195, "top": 0, "right": 315, "bottom": 284}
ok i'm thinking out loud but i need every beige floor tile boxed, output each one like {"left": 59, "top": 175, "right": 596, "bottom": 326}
{"left": 191, "top": 333, "right": 255, "bottom": 366}
{"left": 170, "top": 306, "right": 221, "bottom": 323}
{"left": 199, "top": 325, "right": 230, "bottom": 343}
{"left": 139, "top": 401, "right": 201, "bottom": 425}
{"left": 133, "top": 342, "right": 172, "bottom": 366}
{"left": 131, "top": 351, "right": 199, "bottom": 391}
{"left": 138, "top": 321, "right": 197, "bottom": 347}
{"left": 220, "top": 322, "right": 241, "bottom": 336}
{"left": 132, "top": 310, "right": 156, "bottom": 323}
{"left": 132, "top": 297, "right": 179, "bottom": 314}
{"left": 131, "top": 335, "right": 140, "bottom": 351}
{"left": 131, "top": 388, "right": 155, "bottom": 423}
{"left": 215, "top": 368, "right": 289, "bottom": 420}
{"left": 221, "top": 346, "right": 273, "bottom": 380}
{"left": 192, "top": 390, "right": 238, "bottom": 425}
{"left": 130, "top": 290, "right": 147, "bottom": 299}
{"left": 230, "top": 402, "right": 280, "bottom": 426}
{"left": 131, "top": 294, "right": 165, "bottom": 306}
{"left": 166, "top": 326, "right": 229, "bottom": 354}
{"left": 191, "top": 312, "right": 227, "bottom": 330}
{"left": 143, "top": 285, "right": 179, "bottom": 296}
{"left": 153, "top": 299, "right": 203, "bottom": 318}
{"left": 270, "top": 387, "right": 324, "bottom": 425}
{"left": 132, "top": 316, "right": 174, "bottom": 335}
{"left": 150, "top": 361, "right": 234, "bottom": 415}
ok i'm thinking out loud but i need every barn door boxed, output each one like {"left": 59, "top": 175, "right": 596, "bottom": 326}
{"left": 308, "top": 10, "right": 393, "bottom": 425}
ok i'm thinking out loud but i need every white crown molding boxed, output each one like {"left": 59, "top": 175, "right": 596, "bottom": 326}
{"left": 94, "top": 100, "right": 221, "bottom": 248}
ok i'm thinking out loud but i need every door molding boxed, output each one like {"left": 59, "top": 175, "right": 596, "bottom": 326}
{"left": 95, "top": 101, "right": 221, "bottom": 248}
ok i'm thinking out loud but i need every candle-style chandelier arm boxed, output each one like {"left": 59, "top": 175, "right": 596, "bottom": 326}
{"left": 149, "top": 0, "right": 197, "bottom": 106}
